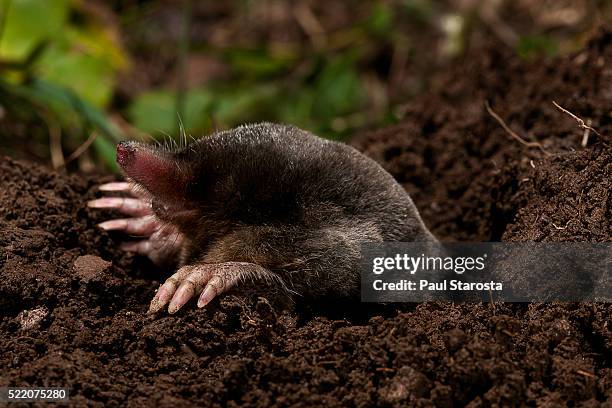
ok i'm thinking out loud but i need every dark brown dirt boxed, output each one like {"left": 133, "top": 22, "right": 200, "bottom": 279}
{"left": 352, "top": 26, "right": 612, "bottom": 243}
{"left": 1, "top": 29, "right": 611, "bottom": 407}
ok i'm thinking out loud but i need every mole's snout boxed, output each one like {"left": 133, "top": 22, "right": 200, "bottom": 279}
{"left": 116, "top": 142, "right": 136, "bottom": 168}
{"left": 113, "top": 141, "right": 187, "bottom": 203}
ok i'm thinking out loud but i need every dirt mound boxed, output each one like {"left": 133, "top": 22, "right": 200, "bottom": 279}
{"left": 352, "top": 27, "right": 611, "bottom": 242}
{"left": 1, "top": 29, "right": 611, "bottom": 407}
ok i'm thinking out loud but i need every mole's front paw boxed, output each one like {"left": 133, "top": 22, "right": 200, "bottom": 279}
{"left": 147, "top": 262, "right": 280, "bottom": 314}
{"left": 88, "top": 182, "right": 184, "bottom": 266}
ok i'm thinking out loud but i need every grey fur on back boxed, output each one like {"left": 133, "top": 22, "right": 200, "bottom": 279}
{"left": 168, "top": 123, "right": 437, "bottom": 300}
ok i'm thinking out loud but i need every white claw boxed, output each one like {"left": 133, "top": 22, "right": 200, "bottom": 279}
{"left": 119, "top": 240, "right": 152, "bottom": 255}
{"left": 98, "top": 215, "right": 159, "bottom": 236}
{"left": 99, "top": 182, "right": 133, "bottom": 192}
{"left": 88, "top": 197, "right": 151, "bottom": 216}
{"left": 93, "top": 181, "right": 184, "bottom": 269}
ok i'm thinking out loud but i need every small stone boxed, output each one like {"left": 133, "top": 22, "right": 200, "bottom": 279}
{"left": 16, "top": 307, "right": 48, "bottom": 331}
{"left": 444, "top": 327, "right": 466, "bottom": 353}
{"left": 74, "top": 255, "right": 112, "bottom": 282}
{"left": 378, "top": 366, "right": 431, "bottom": 403}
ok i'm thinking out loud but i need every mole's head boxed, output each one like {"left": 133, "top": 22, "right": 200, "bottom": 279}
{"left": 116, "top": 141, "right": 203, "bottom": 228}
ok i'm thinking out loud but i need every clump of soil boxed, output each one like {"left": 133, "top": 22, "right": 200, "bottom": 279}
{"left": 0, "top": 29, "right": 611, "bottom": 407}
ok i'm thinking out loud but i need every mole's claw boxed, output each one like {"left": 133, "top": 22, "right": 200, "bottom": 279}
{"left": 88, "top": 197, "right": 152, "bottom": 217}
{"left": 98, "top": 219, "right": 126, "bottom": 231}
{"left": 98, "top": 215, "right": 159, "bottom": 236}
{"left": 149, "top": 267, "right": 194, "bottom": 313}
{"left": 98, "top": 182, "right": 133, "bottom": 192}
{"left": 148, "top": 281, "right": 176, "bottom": 314}
{"left": 147, "top": 296, "right": 166, "bottom": 315}
{"left": 168, "top": 282, "right": 197, "bottom": 314}
{"left": 119, "top": 240, "right": 152, "bottom": 254}
{"left": 151, "top": 262, "right": 281, "bottom": 314}
{"left": 197, "top": 284, "right": 218, "bottom": 308}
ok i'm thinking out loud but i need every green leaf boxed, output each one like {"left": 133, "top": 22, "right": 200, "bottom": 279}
{"left": 128, "top": 89, "right": 214, "bottom": 136}
{"left": 64, "top": 24, "right": 129, "bottom": 71}
{"left": 0, "top": 0, "right": 69, "bottom": 61}
{"left": 182, "top": 89, "right": 214, "bottom": 132}
{"left": 212, "top": 84, "right": 279, "bottom": 126}
{"left": 225, "top": 48, "right": 295, "bottom": 77}
{"left": 312, "top": 55, "right": 365, "bottom": 120}
{"left": 93, "top": 135, "right": 119, "bottom": 172}
{"left": 36, "top": 45, "right": 115, "bottom": 108}
{"left": 24, "top": 79, "right": 124, "bottom": 141}
{"left": 128, "top": 90, "right": 176, "bottom": 135}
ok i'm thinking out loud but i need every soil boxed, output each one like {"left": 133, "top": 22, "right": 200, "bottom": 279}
{"left": 0, "top": 28, "right": 611, "bottom": 407}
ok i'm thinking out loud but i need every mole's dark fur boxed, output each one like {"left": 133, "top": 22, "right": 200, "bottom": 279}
{"left": 121, "top": 123, "right": 436, "bottom": 301}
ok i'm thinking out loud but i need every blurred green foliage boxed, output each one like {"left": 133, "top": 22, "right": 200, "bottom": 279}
{"left": 0, "top": 0, "right": 68, "bottom": 61}
{"left": 128, "top": 88, "right": 213, "bottom": 135}
{"left": 127, "top": 50, "right": 368, "bottom": 140}
{"left": 126, "top": 17, "right": 376, "bottom": 141}
{"left": 0, "top": 0, "right": 127, "bottom": 106}
{"left": 0, "top": 0, "right": 127, "bottom": 170}
{"left": 0, "top": 0, "right": 391, "bottom": 171}
{"left": 0, "top": 0, "right": 595, "bottom": 171}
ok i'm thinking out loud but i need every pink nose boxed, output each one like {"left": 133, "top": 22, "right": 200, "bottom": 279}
{"left": 116, "top": 142, "right": 135, "bottom": 168}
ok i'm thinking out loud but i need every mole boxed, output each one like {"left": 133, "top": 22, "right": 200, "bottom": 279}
{"left": 88, "top": 123, "right": 437, "bottom": 314}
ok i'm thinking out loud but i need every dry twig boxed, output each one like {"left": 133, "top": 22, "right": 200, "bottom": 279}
{"left": 485, "top": 101, "right": 552, "bottom": 156}
{"left": 57, "top": 132, "right": 98, "bottom": 169}
{"left": 552, "top": 101, "right": 601, "bottom": 138}
{"left": 576, "top": 369, "right": 597, "bottom": 379}
{"left": 49, "top": 121, "right": 64, "bottom": 169}
{"left": 581, "top": 119, "right": 592, "bottom": 147}
{"left": 293, "top": 3, "right": 327, "bottom": 50}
